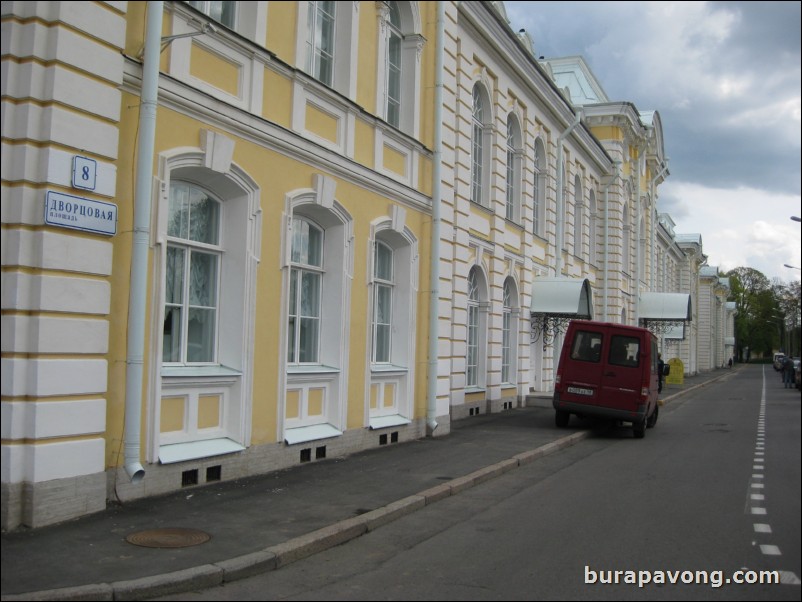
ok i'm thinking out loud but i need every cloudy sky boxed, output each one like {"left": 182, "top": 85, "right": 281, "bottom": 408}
{"left": 504, "top": 1, "right": 801, "bottom": 283}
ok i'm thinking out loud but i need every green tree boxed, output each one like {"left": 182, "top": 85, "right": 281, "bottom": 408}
{"left": 726, "top": 267, "right": 780, "bottom": 361}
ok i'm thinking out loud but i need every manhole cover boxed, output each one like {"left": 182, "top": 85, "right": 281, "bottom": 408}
{"left": 125, "top": 527, "right": 211, "bottom": 548}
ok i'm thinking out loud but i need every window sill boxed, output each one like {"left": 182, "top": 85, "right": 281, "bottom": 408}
{"left": 284, "top": 423, "right": 343, "bottom": 445}
{"left": 369, "top": 414, "right": 411, "bottom": 430}
{"left": 162, "top": 365, "right": 242, "bottom": 378}
{"left": 287, "top": 364, "right": 340, "bottom": 375}
{"left": 158, "top": 437, "right": 245, "bottom": 464}
{"left": 371, "top": 364, "right": 408, "bottom": 376}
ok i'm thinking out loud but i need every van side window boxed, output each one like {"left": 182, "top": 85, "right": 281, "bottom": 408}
{"left": 570, "top": 331, "right": 603, "bottom": 363}
{"left": 609, "top": 335, "right": 640, "bottom": 367}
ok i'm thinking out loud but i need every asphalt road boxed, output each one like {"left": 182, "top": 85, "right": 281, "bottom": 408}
{"left": 160, "top": 365, "right": 801, "bottom": 601}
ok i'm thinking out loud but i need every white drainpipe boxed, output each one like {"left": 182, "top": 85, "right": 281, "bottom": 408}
{"left": 124, "top": 1, "right": 163, "bottom": 481}
{"left": 555, "top": 111, "right": 582, "bottom": 276}
{"left": 427, "top": 1, "right": 445, "bottom": 434}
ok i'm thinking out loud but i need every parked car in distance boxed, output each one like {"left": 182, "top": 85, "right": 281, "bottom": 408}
{"left": 774, "top": 353, "right": 786, "bottom": 371}
{"left": 553, "top": 320, "right": 660, "bottom": 439}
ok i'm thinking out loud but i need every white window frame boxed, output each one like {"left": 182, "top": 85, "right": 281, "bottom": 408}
{"left": 296, "top": 1, "right": 359, "bottom": 99}
{"left": 533, "top": 138, "right": 546, "bottom": 237}
{"left": 163, "top": 181, "right": 223, "bottom": 366}
{"left": 281, "top": 176, "right": 354, "bottom": 443}
{"left": 505, "top": 115, "right": 522, "bottom": 223}
{"left": 149, "top": 141, "right": 262, "bottom": 464}
{"left": 188, "top": 0, "right": 237, "bottom": 29}
{"left": 466, "top": 266, "right": 488, "bottom": 389}
{"left": 287, "top": 217, "right": 325, "bottom": 365}
{"left": 372, "top": 241, "right": 394, "bottom": 364}
{"left": 470, "top": 84, "right": 491, "bottom": 208}
{"left": 574, "top": 174, "right": 584, "bottom": 257}
{"left": 375, "top": 2, "right": 424, "bottom": 137}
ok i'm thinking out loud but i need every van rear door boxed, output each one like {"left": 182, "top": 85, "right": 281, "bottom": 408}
{"left": 560, "top": 326, "right": 605, "bottom": 406}
{"left": 600, "top": 333, "right": 644, "bottom": 413}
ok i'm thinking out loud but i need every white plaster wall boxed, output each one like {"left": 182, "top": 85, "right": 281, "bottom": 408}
{"left": 1, "top": 230, "right": 113, "bottom": 275}
{"left": 1, "top": 358, "right": 108, "bottom": 398}
{"left": 1, "top": 438, "right": 105, "bottom": 483}
{"left": 1, "top": 315, "right": 109, "bottom": 354}
{"left": 1, "top": 272, "right": 111, "bottom": 314}
{"left": 1, "top": 399, "right": 106, "bottom": 440}
{"left": 2, "top": 103, "right": 120, "bottom": 160}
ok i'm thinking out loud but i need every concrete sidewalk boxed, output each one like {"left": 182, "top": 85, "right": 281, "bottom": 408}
{"left": 0, "top": 368, "right": 737, "bottom": 601}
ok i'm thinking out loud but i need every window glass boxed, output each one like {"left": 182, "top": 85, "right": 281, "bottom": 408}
{"left": 288, "top": 218, "right": 324, "bottom": 364}
{"left": 570, "top": 331, "right": 603, "bottom": 363}
{"left": 386, "top": 2, "right": 402, "bottom": 127}
{"left": 307, "top": 1, "right": 335, "bottom": 86}
{"left": 609, "top": 335, "right": 640, "bottom": 367}
{"left": 471, "top": 87, "right": 484, "bottom": 205}
{"left": 188, "top": 1, "right": 236, "bottom": 29}
{"left": 164, "top": 182, "right": 221, "bottom": 365}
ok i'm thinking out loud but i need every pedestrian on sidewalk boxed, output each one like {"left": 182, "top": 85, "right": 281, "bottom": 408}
{"left": 782, "top": 356, "right": 795, "bottom": 388}
{"left": 658, "top": 353, "right": 665, "bottom": 394}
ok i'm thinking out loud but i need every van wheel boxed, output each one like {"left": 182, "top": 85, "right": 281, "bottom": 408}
{"left": 647, "top": 406, "right": 659, "bottom": 428}
{"left": 555, "top": 410, "right": 570, "bottom": 428}
{"left": 633, "top": 419, "right": 646, "bottom": 439}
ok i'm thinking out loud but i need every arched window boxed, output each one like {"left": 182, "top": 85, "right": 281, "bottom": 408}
{"left": 189, "top": 1, "right": 236, "bottom": 28}
{"left": 153, "top": 142, "right": 261, "bottom": 463}
{"left": 372, "top": 241, "right": 394, "bottom": 363}
{"left": 367, "top": 220, "right": 418, "bottom": 427}
{"left": 305, "top": 1, "right": 336, "bottom": 86}
{"left": 466, "top": 265, "right": 488, "bottom": 388}
{"left": 163, "top": 182, "right": 222, "bottom": 365}
{"left": 282, "top": 180, "right": 353, "bottom": 443}
{"left": 589, "top": 190, "right": 598, "bottom": 265}
{"left": 288, "top": 217, "right": 324, "bottom": 364}
{"left": 385, "top": 3, "right": 402, "bottom": 128}
{"left": 574, "top": 174, "right": 584, "bottom": 257}
{"left": 376, "top": 2, "right": 423, "bottom": 136}
{"left": 505, "top": 115, "right": 522, "bottom": 223}
{"left": 471, "top": 85, "right": 491, "bottom": 207}
{"left": 502, "top": 278, "right": 518, "bottom": 385}
{"left": 533, "top": 138, "right": 546, "bottom": 237}
{"left": 299, "top": 1, "right": 358, "bottom": 98}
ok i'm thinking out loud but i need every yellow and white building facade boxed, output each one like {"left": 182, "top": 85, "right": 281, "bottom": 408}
{"left": 3, "top": 1, "right": 720, "bottom": 530}
{"left": 2, "top": 0, "right": 441, "bottom": 529}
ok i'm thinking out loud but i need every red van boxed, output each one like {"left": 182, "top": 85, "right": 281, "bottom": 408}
{"left": 553, "top": 320, "right": 659, "bottom": 438}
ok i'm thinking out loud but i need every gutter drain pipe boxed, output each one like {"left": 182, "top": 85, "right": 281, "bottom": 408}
{"left": 426, "top": 1, "right": 445, "bottom": 434}
{"left": 124, "top": 1, "right": 163, "bottom": 482}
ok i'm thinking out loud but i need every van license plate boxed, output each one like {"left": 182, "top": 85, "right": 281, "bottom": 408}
{"left": 567, "top": 386, "right": 593, "bottom": 396}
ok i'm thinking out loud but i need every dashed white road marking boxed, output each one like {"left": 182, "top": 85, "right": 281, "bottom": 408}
{"left": 753, "top": 523, "right": 772, "bottom": 533}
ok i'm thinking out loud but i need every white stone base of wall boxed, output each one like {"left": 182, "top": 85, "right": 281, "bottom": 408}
{"left": 2, "top": 472, "right": 106, "bottom": 531}
{"left": 108, "top": 419, "right": 431, "bottom": 505}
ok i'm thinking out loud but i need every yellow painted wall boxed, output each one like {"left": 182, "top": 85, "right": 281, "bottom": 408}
{"left": 190, "top": 42, "right": 241, "bottom": 96}
{"left": 265, "top": 1, "right": 298, "bottom": 66}
{"left": 108, "top": 1, "right": 436, "bottom": 469}
{"left": 354, "top": 119, "right": 375, "bottom": 169}
{"left": 356, "top": 2, "right": 379, "bottom": 114}
{"left": 263, "top": 68, "right": 292, "bottom": 128}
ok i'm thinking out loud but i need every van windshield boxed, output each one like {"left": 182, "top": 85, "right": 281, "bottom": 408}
{"left": 609, "top": 335, "right": 640, "bottom": 367}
